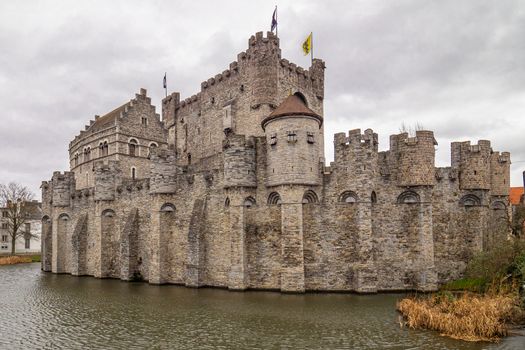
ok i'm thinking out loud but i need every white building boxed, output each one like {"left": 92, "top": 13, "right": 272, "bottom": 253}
{"left": 0, "top": 201, "right": 42, "bottom": 254}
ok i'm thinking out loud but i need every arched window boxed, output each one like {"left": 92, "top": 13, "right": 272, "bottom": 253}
{"left": 99, "top": 141, "right": 109, "bottom": 157}
{"left": 102, "top": 209, "right": 116, "bottom": 218}
{"left": 74, "top": 153, "right": 79, "bottom": 166}
{"left": 302, "top": 190, "right": 319, "bottom": 204}
{"left": 371, "top": 191, "right": 377, "bottom": 204}
{"left": 84, "top": 147, "right": 91, "bottom": 162}
{"left": 491, "top": 201, "right": 506, "bottom": 210}
{"left": 397, "top": 191, "right": 420, "bottom": 204}
{"left": 460, "top": 194, "right": 481, "bottom": 207}
{"left": 148, "top": 142, "right": 158, "bottom": 157}
{"left": 267, "top": 192, "right": 282, "bottom": 205}
{"left": 339, "top": 191, "right": 358, "bottom": 204}
{"left": 243, "top": 196, "right": 256, "bottom": 208}
{"left": 224, "top": 197, "right": 230, "bottom": 207}
{"left": 129, "top": 139, "right": 138, "bottom": 157}
{"left": 160, "top": 203, "right": 176, "bottom": 212}
{"left": 58, "top": 213, "right": 70, "bottom": 221}
{"left": 131, "top": 167, "right": 136, "bottom": 180}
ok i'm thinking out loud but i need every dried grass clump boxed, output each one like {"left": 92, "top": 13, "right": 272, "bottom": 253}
{"left": 397, "top": 292, "right": 525, "bottom": 342}
{"left": 0, "top": 256, "right": 33, "bottom": 265}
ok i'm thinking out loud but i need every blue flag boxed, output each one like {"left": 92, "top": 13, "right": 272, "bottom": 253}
{"left": 271, "top": 7, "right": 277, "bottom": 32}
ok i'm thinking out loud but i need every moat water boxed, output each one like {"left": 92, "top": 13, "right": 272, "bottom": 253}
{"left": 1, "top": 264, "right": 524, "bottom": 350}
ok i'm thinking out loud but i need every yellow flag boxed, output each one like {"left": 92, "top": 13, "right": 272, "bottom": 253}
{"left": 302, "top": 33, "right": 312, "bottom": 55}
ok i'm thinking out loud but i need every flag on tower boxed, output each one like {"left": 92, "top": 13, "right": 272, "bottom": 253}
{"left": 271, "top": 6, "right": 277, "bottom": 33}
{"left": 302, "top": 32, "right": 312, "bottom": 56}
{"left": 163, "top": 73, "right": 167, "bottom": 97}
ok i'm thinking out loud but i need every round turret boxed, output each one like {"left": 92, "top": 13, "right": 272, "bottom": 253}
{"left": 262, "top": 94, "right": 323, "bottom": 187}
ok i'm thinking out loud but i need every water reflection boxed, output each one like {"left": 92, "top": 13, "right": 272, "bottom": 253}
{"left": 0, "top": 264, "right": 523, "bottom": 349}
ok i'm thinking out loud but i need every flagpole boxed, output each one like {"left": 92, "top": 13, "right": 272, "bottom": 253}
{"left": 164, "top": 72, "right": 167, "bottom": 98}
{"left": 310, "top": 32, "right": 313, "bottom": 64}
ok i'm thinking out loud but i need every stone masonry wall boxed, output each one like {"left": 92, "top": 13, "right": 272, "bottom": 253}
{"left": 42, "top": 32, "right": 511, "bottom": 294}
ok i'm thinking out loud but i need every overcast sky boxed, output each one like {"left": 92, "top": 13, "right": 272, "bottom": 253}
{"left": 1, "top": 0, "right": 524, "bottom": 196}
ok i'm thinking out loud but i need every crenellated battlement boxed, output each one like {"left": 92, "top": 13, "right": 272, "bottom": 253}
{"left": 451, "top": 140, "right": 493, "bottom": 190}
{"left": 50, "top": 171, "right": 75, "bottom": 207}
{"left": 334, "top": 128, "right": 378, "bottom": 153}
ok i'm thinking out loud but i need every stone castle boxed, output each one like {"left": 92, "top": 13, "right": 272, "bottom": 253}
{"left": 41, "top": 32, "right": 511, "bottom": 293}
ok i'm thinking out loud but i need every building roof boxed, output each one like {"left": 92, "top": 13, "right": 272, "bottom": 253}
{"left": 88, "top": 103, "right": 126, "bottom": 132}
{"left": 510, "top": 187, "right": 524, "bottom": 205}
{"left": 261, "top": 94, "right": 323, "bottom": 130}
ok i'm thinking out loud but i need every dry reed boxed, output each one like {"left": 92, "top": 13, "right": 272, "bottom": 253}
{"left": 397, "top": 292, "right": 525, "bottom": 342}
{"left": 0, "top": 256, "right": 33, "bottom": 265}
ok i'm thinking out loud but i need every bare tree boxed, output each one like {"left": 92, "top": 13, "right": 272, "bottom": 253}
{"left": 0, "top": 183, "right": 35, "bottom": 255}
{"left": 399, "top": 122, "right": 425, "bottom": 137}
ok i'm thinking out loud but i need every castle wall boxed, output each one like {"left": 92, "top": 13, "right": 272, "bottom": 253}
{"left": 43, "top": 32, "right": 512, "bottom": 294}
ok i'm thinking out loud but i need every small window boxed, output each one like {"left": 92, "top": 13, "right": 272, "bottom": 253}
{"left": 460, "top": 194, "right": 481, "bottom": 207}
{"left": 269, "top": 133, "right": 277, "bottom": 146}
{"left": 1, "top": 244, "right": 7, "bottom": 250}
{"left": 131, "top": 167, "right": 136, "bottom": 180}
{"left": 339, "top": 191, "right": 358, "bottom": 204}
{"left": 25, "top": 238, "right": 30, "bottom": 249}
{"left": 243, "top": 197, "right": 256, "bottom": 208}
{"left": 141, "top": 117, "right": 148, "bottom": 126}
{"left": 371, "top": 191, "right": 377, "bottom": 204}
{"left": 1, "top": 235, "right": 7, "bottom": 242}
{"left": 268, "top": 192, "right": 282, "bottom": 205}
{"left": 287, "top": 131, "right": 297, "bottom": 143}
{"left": 1, "top": 223, "right": 8, "bottom": 229}
{"left": 188, "top": 154, "right": 192, "bottom": 165}
{"left": 129, "top": 139, "right": 138, "bottom": 156}
{"left": 2, "top": 211, "right": 8, "bottom": 217}
{"left": 84, "top": 147, "right": 91, "bottom": 162}
{"left": 307, "top": 132, "right": 314, "bottom": 144}
{"left": 99, "top": 141, "right": 109, "bottom": 157}
{"left": 397, "top": 191, "right": 420, "bottom": 204}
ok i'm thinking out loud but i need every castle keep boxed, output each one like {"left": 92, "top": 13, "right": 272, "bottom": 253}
{"left": 41, "top": 32, "right": 511, "bottom": 293}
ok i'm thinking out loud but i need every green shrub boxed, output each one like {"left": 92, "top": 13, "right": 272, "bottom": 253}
{"left": 442, "top": 278, "right": 487, "bottom": 292}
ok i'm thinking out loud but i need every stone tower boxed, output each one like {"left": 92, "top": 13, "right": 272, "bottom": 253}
{"left": 262, "top": 94, "right": 323, "bottom": 292}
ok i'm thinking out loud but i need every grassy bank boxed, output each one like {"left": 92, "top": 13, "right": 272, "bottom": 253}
{"left": 0, "top": 255, "right": 41, "bottom": 265}
{"left": 397, "top": 240, "right": 525, "bottom": 342}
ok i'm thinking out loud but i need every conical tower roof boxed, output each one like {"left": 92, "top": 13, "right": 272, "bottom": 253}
{"left": 261, "top": 94, "right": 323, "bottom": 130}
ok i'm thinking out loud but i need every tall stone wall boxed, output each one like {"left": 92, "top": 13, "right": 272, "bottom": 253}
{"left": 42, "top": 32, "right": 512, "bottom": 294}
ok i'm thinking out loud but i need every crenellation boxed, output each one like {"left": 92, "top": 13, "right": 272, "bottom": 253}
{"left": 42, "top": 31, "right": 511, "bottom": 294}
